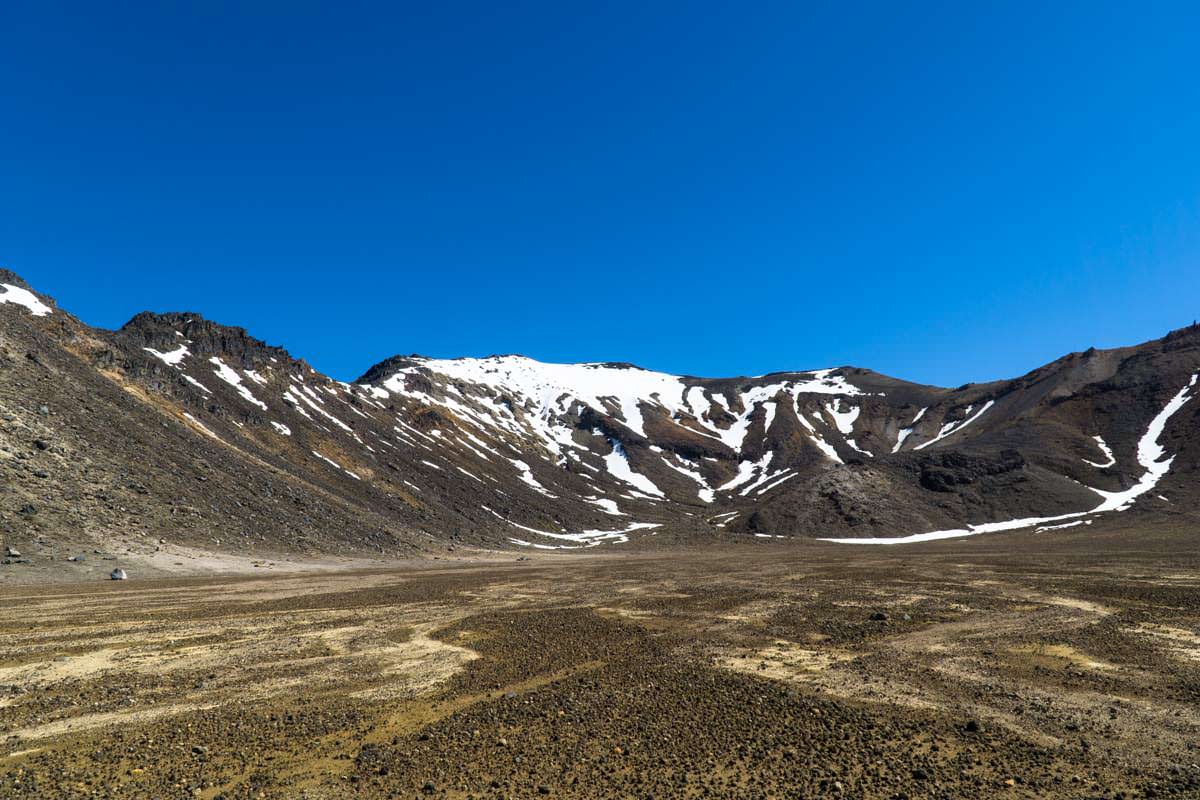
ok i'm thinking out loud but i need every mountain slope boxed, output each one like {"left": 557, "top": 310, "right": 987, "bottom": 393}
{"left": 2, "top": 270, "right": 1198, "bottom": 565}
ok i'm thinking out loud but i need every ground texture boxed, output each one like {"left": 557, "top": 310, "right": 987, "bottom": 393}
{"left": 3, "top": 527, "right": 1199, "bottom": 799}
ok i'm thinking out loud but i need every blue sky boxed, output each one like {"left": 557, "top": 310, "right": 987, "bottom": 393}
{"left": 2, "top": 2, "right": 1198, "bottom": 386}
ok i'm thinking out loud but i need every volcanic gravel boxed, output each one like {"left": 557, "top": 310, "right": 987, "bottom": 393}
{"left": 3, "top": 533, "right": 1200, "bottom": 798}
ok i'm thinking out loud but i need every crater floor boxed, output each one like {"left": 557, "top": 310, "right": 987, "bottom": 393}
{"left": 2, "top": 524, "right": 1199, "bottom": 799}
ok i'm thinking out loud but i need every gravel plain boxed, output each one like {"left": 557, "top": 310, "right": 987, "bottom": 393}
{"left": 2, "top": 527, "right": 1199, "bottom": 799}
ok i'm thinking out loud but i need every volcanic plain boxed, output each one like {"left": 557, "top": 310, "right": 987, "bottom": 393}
{"left": 3, "top": 521, "right": 1199, "bottom": 799}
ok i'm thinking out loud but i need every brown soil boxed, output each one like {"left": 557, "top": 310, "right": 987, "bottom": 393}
{"left": 3, "top": 530, "right": 1200, "bottom": 799}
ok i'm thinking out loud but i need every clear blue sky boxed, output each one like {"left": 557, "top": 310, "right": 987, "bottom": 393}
{"left": 3, "top": 2, "right": 1198, "bottom": 386}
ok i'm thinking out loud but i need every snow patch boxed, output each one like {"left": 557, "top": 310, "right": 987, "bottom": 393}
{"left": 457, "top": 466, "right": 485, "bottom": 483}
{"left": 1037, "top": 520, "right": 1092, "bottom": 532}
{"left": 602, "top": 440, "right": 665, "bottom": 498}
{"left": 144, "top": 345, "right": 189, "bottom": 366}
{"left": 183, "top": 375, "right": 212, "bottom": 394}
{"left": 756, "top": 471, "right": 799, "bottom": 495}
{"left": 657, "top": 453, "right": 714, "bottom": 502}
{"left": 740, "top": 466, "right": 792, "bottom": 496}
{"left": 484, "top": 505, "right": 661, "bottom": 547}
{"left": 210, "top": 358, "right": 268, "bottom": 410}
{"left": 913, "top": 401, "right": 994, "bottom": 450}
{"left": 183, "top": 412, "right": 219, "bottom": 440}
{"left": 824, "top": 399, "right": 859, "bottom": 435}
{"left": 718, "top": 454, "right": 770, "bottom": 491}
{"left": 1083, "top": 435, "right": 1116, "bottom": 468}
{"left": 291, "top": 384, "right": 353, "bottom": 432}
{"left": 1087, "top": 374, "right": 1198, "bottom": 512}
{"left": 892, "top": 407, "right": 926, "bottom": 453}
{"left": 846, "top": 439, "right": 872, "bottom": 457}
{"left": 0, "top": 284, "right": 52, "bottom": 316}
{"left": 808, "top": 433, "right": 843, "bottom": 463}
{"left": 797, "top": 407, "right": 842, "bottom": 462}
{"left": 584, "top": 496, "right": 625, "bottom": 516}
{"left": 510, "top": 458, "right": 556, "bottom": 497}
{"left": 311, "top": 450, "right": 360, "bottom": 480}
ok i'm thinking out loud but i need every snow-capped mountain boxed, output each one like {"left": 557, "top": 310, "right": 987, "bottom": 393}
{"left": 2, "top": 269, "right": 1198, "bottom": 558}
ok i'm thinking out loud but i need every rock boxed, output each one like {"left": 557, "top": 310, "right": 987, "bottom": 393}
{"left": 965, "top": 718, "right": 982, "bottom": 733}
{"left": 68, "top": 554, "right": 86, "bottom": 562}
{"left": 4, "top": 546, "right": 20, "bottom": 558}
{"left": 422, "top": 781, "right": 436, "bottom": 794}
{"left": 33, "top": 439, "right": 49, "bottom": 450}
{"left": 869, "top": 611, "right": 889, "bottom": 621}
{"left": 18, "top": 504, "right": 36, "bottom": 515}
{"left": 111, "top": 568, "right": 128, "bottom": 580}
{"left": 37, "top": 404, "right": 49, "bottom": 416}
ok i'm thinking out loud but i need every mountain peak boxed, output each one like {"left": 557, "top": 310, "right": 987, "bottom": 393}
{"left": 0, "top": 267, "right": 35, "bottom": 290}
{"left": 354, "top": 354, "right": 431, "bottom": 385}
{"left": 118, "top": 311, "right": 297, "bottom": 369}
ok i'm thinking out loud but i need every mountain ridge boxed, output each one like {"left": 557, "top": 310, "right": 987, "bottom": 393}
{"left": 2, "top": 270, "right": 1198, "bottom": 573}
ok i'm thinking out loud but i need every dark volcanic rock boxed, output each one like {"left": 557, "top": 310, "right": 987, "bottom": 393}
{"left": 919, "top": 450, "right": 1026, "bottom": 492}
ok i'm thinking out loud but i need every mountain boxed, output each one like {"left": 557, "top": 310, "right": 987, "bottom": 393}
{"left": 2, "top": 269, "right": 1198, "bottom": 565}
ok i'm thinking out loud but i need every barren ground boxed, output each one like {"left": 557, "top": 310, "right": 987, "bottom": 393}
{"left": 2, "top": 525, "right": 1199, "bottom": 799}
